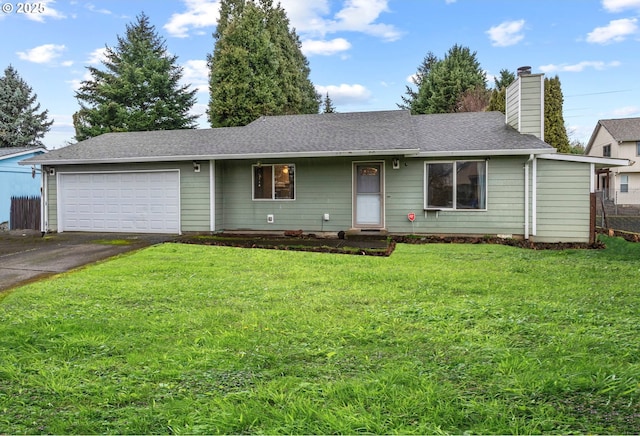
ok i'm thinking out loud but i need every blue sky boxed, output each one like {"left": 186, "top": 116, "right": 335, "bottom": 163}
{"left": 1, "top": 0, "right": 639, "bottom": 149}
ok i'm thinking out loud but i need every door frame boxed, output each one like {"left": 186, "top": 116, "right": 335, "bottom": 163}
{"left": 352, "top": 160, "right": 385, "bottom": 229}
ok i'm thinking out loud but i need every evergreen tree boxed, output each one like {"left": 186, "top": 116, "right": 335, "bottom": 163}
{"left": 208, "top": 0, "right": 319, "bottom": 128}
{"left": 544, "top": 75, "right": 570, "bottom": 153}
{"left": 398, "top": 52, "right": 438, "bottom": 111}
{"left": 322, "top": 92, "right": 336, "bottom": 113}
{"left": 74, "top": 13, "right": 198, "bottom": 141}
{"left": 403, "top": 45, "right": 486, "bottom": 114}
{"left": 0, "top": 65, "right": 53, "bottom": 148}
{"left": 487, "top": 70, "right": 516, "bottom": 114}
{"left": 493, "top": 69, "right": 516, "bottom": 90}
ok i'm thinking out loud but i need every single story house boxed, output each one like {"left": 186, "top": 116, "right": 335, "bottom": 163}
{"left": 0, "top": 147, "right": 46, "bottom": 225}
{"left": 584, "top": 117, "right": 640, "bottom": 205}
{"left": 22, "top": 71, "right": 628, "bottom": 243}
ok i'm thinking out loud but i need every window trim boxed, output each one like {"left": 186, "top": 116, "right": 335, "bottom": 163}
{"left": 424, "top": 160, "right": 488, "bottom": 211}
{"left": 620, "top": 174, "right": 629, "bottom": 193}
{"left": 636, "top": 141, "right": 640, "bottom": 157}
{"left": 252, "top": 163, "right": 296, "bottom": 201}
{"left": 603, "top": 144, "right": 611, "bottom": 157}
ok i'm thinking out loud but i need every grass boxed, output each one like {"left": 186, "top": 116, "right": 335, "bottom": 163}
{"left": 0, "top": 236, "right": 639, "bottom": 434}
{"left": 91, "top": 238, "right": 133, "bottom": 246}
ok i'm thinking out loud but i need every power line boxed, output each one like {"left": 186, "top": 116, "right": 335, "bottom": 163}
{"left": 565, "top": 89, "right": 633, "bottom": 98}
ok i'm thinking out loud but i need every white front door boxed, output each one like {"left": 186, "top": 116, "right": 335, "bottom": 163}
{"left": 353, "top": 162, "right": 384, "bottom": 228}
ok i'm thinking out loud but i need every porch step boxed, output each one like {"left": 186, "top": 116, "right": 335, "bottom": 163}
{"left": 344, "top": 228, "right": 388, "bottom": 241}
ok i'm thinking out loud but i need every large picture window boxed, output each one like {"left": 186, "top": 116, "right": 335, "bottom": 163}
{"left": 425, "top": 160, "right": 487, "bottom": 210}
{"left": 253, "top": 164, "right": 295, "bottom": 200}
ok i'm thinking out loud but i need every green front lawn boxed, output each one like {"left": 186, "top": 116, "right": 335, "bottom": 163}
{"left": 1, "top": 237, "right": 639, "bottom": 434}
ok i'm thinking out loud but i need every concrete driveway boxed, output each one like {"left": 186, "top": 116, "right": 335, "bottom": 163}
{"left": 0, "top": 231, "right": 175, "bottom": 292}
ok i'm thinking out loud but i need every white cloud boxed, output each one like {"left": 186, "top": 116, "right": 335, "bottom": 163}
{"left": 611, "top": 105, "right": 640, "bottom": 117}
{"left": 602, "top": 0, "right": 640, "bottom": 12}
{"left": 315, "top": 83, "right": 372, "bottom": 106}
{"left": 486, "top": 19, "right": 526, "bottom": 47}
{"left": 302, "top": 38, "right": 351, "bottom": 56}
{"left": 17, "top": 44, "right": 66, "bottom": 64}
{"left": 181, "top": 59, "right": 209, "bottom": 94}
{"left": 586, "top": 18, "right": 638, "bottom": 43}
{"left": 86, "top": 48, "right": 108, "bottom": 65}
{"left": 277, "top": 0, "right": 331, "bottom": 34}
{"left": 67, "top": 70, "right": 93, "bottom": 91}
{"left": 25, "top": 0, "right": 66, "bottom": 22}
{"left": 331, "top": 0, "right": 402, "bottom": 41}
{"left": 164, "top": 0, "right": 221, "bottom": 38}
{"left": 280, "top": 0, "right": 402, "bottom": 42}
{"left": 85, "top": 3, "right": 113, "bottom": 15}
{"left": 539, "top": 60, "right": 622, "bottom": 73}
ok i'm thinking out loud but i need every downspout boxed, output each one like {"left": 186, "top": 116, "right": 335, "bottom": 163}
{"left": 532, "top": 156, "right": 537, "bottom": 237}
{"left": 209, "top": 160, "right": 215, "bottom": 232}
{"left": 524, "top": 154, "right": 534, "bottom": 239}
{"left": 41, "top": 166, "right": 47, "bottom": 234}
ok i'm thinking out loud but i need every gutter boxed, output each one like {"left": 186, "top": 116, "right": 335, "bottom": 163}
{"left": 20, "top": 148, "right": 423, "bottom": 166}
{"left": 415, "top": 148, "right": 553, "bottom": 158}
{"left": 22, "top": 147, "right": 560, "bottom": 167}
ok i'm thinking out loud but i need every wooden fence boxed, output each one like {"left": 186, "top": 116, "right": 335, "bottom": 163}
{"left": 10, "top": 196, "right": 40, "bottom": 231}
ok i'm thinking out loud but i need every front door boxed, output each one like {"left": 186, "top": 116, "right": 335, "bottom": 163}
{"left": 353, "top": 162, "right": 384, "bottom": 228}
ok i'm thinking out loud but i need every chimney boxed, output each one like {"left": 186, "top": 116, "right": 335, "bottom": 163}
{"left": 517, "top": 66, "right": 532, "bottom": 76}
{"left": 505, "top": 66, "right": 544, "bottom": 139}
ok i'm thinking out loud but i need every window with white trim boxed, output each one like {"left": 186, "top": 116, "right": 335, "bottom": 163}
{"left": 620, "top": 174, "right": 629, "bottom": 193}
{"left": 253, "top": 164, "right": 295, "bottom": 200}
{"left": 425, "top": 160, "right": 487, "bottom": 210}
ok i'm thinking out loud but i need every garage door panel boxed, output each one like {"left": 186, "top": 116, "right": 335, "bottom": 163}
{"left": 60, "top": 171, "right": 180, "bottom": 234}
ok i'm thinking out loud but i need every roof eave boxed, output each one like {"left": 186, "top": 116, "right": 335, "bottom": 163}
{"left": 537, "top": 153, "right": 630, "bottom": 167}
{"left": 21, "top": 148, "right": 423, "bottom": 165}
{"left": 414, "top": 148, "right": 554, "bottom": 158}
{"left": 2, "top": 147, "right": 47, "bottom": 162}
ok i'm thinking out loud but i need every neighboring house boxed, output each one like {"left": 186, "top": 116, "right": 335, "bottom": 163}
{"left": 22, "top": 71, "right": 628, "bottom": 243}
{"left": 585, "top": 117, "right": 640, "bottom": 205}
{"left": 0, "top": 147, "right": 46, "bottom": 225}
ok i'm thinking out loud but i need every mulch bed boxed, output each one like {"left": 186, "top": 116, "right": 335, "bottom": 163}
{"left": 393, "top": 235, "right": 604, "bottom": 251}
{"left": 176, "top": 234, "right": 396, "bottom": 256}
{"left": 176, "top": 232, "right": 605, "bottom": 257}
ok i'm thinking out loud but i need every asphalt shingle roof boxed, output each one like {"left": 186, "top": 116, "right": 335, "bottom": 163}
{"left": 25, "top": 110, "right": 554, "bottom": 165}
{"left": 598, "top": 117, "right": 640, "bottom": 142}
{"left": 0, "top": 147, "right": 45, "bottom": 159}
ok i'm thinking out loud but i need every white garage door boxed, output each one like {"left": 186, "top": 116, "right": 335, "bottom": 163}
{"left": 59, "top": 171, "right": 180, "bottom": 234}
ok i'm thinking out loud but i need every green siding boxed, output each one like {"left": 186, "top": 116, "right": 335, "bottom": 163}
{"left": 45, "top": 169, "right": 57, "bottom": 231}
{"left": 219, "top": 156, "right": 531, "bottom": 237}
{"left": 220, "top": 158, "right": 352, "bottom": 232}
{"left": 214, "top": 161, "right": 224, "bottom": 232}
{"left": 43, "top": 156, "right": 594, "bottom": 243}
{"left": 506, "top": 80, "right": 519, "bottom": 130}
{"left": 506, "top": 74, "right": 544, "bottom": 139}
{"left": 535, "top": 159, "right": 591, "bottom": 243}
{"left": 387, "top": 156, "right": 526, "bottom": 235}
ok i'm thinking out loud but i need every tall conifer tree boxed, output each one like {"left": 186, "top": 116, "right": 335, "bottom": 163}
{"left": 544, "top": 75, "right": 570, "bottom": 153}
{"left": 208, "top": 0, "right": 319, "bottom": 128}
{"left": 0, "top": 65, "right": 53, "bottom": 148}
{"left": 322, "top": 92, "right": 336, "bottom": 113}
{"left": 401, "top": 45, "right": 486, "bottom": 114}
{"left": 74, "top": 13, "right": 198, "bottom": 141}
{"left": 487, "top": 69, "right": 516, "bottom": 114}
